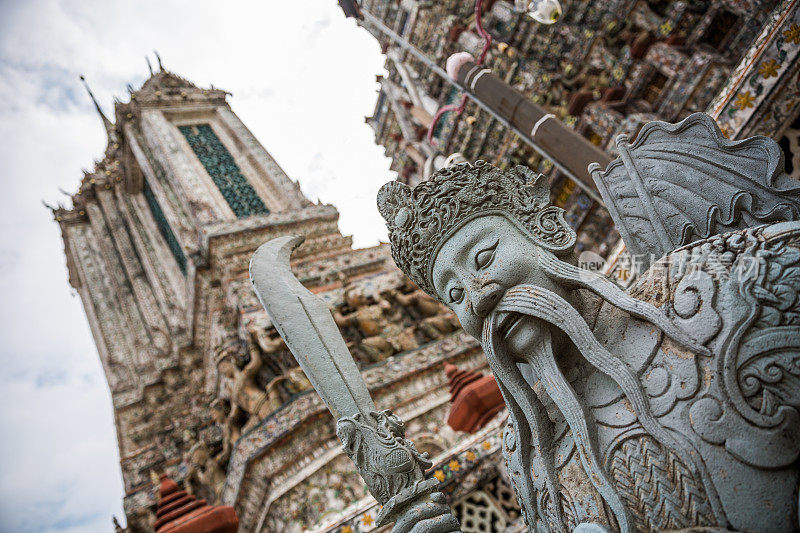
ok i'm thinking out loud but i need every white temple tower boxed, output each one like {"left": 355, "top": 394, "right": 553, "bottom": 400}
{"left": 54, "top": 67, "right": 509, "bottom": 531}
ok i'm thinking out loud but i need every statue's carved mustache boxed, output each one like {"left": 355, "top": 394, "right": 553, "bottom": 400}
{"left": 479, "top": 248, "right": 708, "bottom": 358}
{"left": 495, "top": 311, "right": 524, "bottom": 339}
{"left": 536, "top": 250, "right": 710, "bottom": 357}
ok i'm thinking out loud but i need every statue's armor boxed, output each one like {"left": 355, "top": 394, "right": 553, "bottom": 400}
{"left": 514, "top": 222, "right": 800, "bottom": 532}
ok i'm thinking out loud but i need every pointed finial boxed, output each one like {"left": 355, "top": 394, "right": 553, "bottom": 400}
{"left": 154, "top": 50, "right": 163, "bottom": 71}
{"left": 146, "top": 55, "right": 154, "bottom": 76}
{"left": 79, "top": 75, "right": 117, "bottom": 143}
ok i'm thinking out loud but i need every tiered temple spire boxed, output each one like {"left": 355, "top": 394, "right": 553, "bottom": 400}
{"left": 79, "top": 74, "right": 117, "bottom": 145}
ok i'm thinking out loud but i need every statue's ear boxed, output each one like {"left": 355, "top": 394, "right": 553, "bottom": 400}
{"left": 514, "top": 165, "right": 549, "bottom": 204}
{"left": 377, "top": 181, "right": 412, "bottom": 228}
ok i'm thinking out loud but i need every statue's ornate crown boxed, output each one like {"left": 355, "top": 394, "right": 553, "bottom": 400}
{"left": 377, "top": 160, "right": 576, "bottom": 298}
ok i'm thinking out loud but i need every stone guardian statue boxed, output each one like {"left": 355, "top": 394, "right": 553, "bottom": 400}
{"left": 376, "top": 113, "right": 800, "bottom": 532}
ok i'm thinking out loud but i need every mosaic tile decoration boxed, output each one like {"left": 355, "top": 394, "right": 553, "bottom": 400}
{"left": 143, "top": 181, "right": 187, "bottom": 274}
{"left": 179, "top": 124, "right": 270, "bottom": 218}
{"left": 710, "top": 2, "right": 800, "bottom": 138}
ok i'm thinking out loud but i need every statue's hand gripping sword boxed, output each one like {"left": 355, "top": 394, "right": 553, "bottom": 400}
{"left": 250, "top": 236, "right": 460, "bottom": 532}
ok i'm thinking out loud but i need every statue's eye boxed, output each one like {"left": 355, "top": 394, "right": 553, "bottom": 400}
{"left": 475, "top": 239, "right": 499, "bottom": 269}
{"left": 448, "top": 286, "right": 464, "bottom": 304}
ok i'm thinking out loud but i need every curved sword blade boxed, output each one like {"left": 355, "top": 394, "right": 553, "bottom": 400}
{"left": 249, "top": 235, "right": 375, "bottom": 419}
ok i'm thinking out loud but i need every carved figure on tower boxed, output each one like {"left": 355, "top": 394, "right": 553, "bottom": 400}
{"left": 184, "top": 439, "right": 226, "bottom": 502}
{"left": 333, "top": 279, "right": 419, "bottom": 362}
{"left": 386, "top": 278, "right": 461, "bottom": 340}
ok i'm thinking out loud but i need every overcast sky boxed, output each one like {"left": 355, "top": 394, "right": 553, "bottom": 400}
{"left": 0, "top": 1, "right": 391, "bottom": 531}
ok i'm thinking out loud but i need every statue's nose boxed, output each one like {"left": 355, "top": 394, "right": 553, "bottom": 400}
{"left": 470, "top": 283, "right": 504, "bottom": 317}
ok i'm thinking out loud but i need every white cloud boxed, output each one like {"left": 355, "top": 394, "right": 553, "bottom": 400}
{"left": 0, "top": 0, "right": 392, "bottom": 530}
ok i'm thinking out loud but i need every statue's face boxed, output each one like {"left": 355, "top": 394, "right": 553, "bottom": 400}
{"left": 432, "top": 215, "right": 563, "bottom": 357}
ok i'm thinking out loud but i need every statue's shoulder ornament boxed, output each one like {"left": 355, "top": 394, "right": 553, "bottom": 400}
{"left": 633, "top": 221, "right": 800, "bottom": 469}
{"left": 591, "top": 112, "right": 800, "bottom": 272}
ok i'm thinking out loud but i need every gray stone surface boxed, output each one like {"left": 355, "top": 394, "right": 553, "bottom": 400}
{"left": 377, "top": 121, "right": 800, "bottom": 532}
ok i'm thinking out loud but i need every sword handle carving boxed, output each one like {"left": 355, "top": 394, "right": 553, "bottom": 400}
{"left": 337, "top": 410, "right": 460, "bottom": 532}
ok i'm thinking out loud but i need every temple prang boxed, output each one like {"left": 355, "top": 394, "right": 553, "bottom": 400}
{"left": 53, "top": 67, "right": 507, "bottom": 532}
